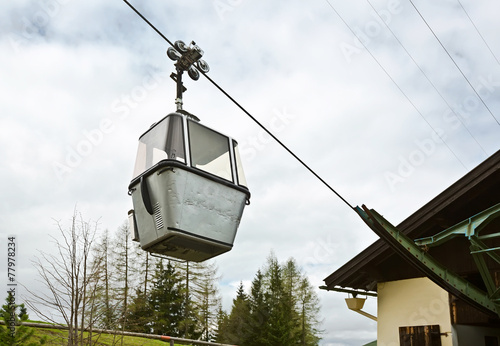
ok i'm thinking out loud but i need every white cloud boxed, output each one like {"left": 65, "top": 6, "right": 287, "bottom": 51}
{"left": 1, "top": 0, "right": 499, "bottom": 344}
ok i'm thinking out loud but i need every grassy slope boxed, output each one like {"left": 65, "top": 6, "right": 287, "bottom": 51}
{"left": 27, "top": 325, "right": 188, "bottom": 346}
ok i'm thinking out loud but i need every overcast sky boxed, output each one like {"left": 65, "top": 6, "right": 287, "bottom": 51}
{"left": 1, "top": 0, "right": 500, "bottom": 345}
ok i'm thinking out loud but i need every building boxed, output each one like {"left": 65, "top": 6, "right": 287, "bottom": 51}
{"left": 322, "top": 150, "right": 500, "bottom": 345}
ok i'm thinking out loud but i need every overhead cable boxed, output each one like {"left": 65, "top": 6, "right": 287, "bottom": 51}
{"left": 365, "top": 0, "right": 487, "bottom": 156}
{"left": 457, "top": 0, "right": 500, "bottom": 66}
{"left": 324, "top": 0, "right": 468, "bottom": 170}
{"left": 409, "top": 0, "right": 500, "bottom": 127}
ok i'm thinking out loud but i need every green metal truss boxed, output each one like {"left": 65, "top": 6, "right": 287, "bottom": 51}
{"left": 414, "top": 203, "right": 500, "bottom": 248}
{"left": 355, "top": 204, "right": 500, "bottom": 317}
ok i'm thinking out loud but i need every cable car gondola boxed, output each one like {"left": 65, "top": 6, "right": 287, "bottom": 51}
{"left": 128, "top": 41, "right": 250, "bottom": 262}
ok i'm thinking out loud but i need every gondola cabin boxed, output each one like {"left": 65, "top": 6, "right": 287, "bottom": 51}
{"left": 128, "top": 111, "right": 250, "bottom": 262}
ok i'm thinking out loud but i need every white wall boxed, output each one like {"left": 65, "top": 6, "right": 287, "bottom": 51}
{"left": 377, "top": 277, "right": 453, "bottom": 346}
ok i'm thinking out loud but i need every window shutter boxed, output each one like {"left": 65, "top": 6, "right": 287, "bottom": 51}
{"left": 399, "top": 325, "right": 442, "bottom": 346}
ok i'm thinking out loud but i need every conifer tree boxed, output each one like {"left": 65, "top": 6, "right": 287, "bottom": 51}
{"left": 282, "top": 258, "right": 301, "bottom": 303}
{"left": 148, "top": 260, "right": 185, "bottom": 336}
{"left": 263, "top": 253, "right": 299, "bottom": 346}
{"left": 174, "top": 261, "right": 200, "bottom": 340}
{"left": 246, "top": 269, "right": 268, "bottom": 346}
{"left": 0, "top": 293, "right": 45, "bottom": 346}
{"left": 225, "top": 282, "right": 251, "bottom": 344}
{"left": 126, "top": 288, "right": 152, "bottom": 334}
{"left": 296, "top": 276, "right": 321, "bottom": 346}
{"left": 214, "top": 304, "right": 229, "bottom": 343}
{"left": 126, "top": 244, "right": 157, "bottom": 334}
{"left": 92, "top": 228, "right": 117, "bottom": 330}
{"left": 221, "top": 252, "right": 322, "bottom": 346}
{"left": 134, "top": 245, "right": 154, "bottom": 297}
{"left": 189, "top": 261, "right": 221, "bottom": 341}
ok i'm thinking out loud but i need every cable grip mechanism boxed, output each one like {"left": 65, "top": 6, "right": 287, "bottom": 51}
{"left": 167, "top": 40, "right": 210, "bottom": 110}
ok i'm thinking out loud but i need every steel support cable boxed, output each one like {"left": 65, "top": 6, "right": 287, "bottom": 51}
{"left": 457, "top": 0, "right": 500, "bottom": 66}
{"left": 122, "top": 0, "right": 355, "bottom": 210}
{"left": 365, "top": 0, "right": 487, "bottom": 156}
{"left": 409, "top": 0, "right": 500, "bottom": 127}
{"left": 324, "top": 0, "right": 468, "bottom": 170}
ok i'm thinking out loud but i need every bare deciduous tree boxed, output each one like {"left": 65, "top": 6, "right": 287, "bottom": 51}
{"left": 25, "top": 209, "right": 103, "bottom": 346}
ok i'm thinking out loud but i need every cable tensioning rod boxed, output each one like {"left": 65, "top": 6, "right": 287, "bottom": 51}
{"left": 122, "top": 0, "right": 355, "bottom": 210}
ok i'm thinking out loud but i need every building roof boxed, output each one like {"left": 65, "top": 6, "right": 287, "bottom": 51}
{"left": 323, "top": 150, "right": 500, "bottom": 293}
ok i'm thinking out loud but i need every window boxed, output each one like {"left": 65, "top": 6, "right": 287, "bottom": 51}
{"left": 188, "top": 120, "right": 232, "bottom": 182}
{"left": 132, "top": 114, "right": 185, "bottom": 178}
{"left": 233, "top": 140, "right": 247, "bottom": 187}
{"left": 399, "top": 325, "right": 442, "bottom": 346}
